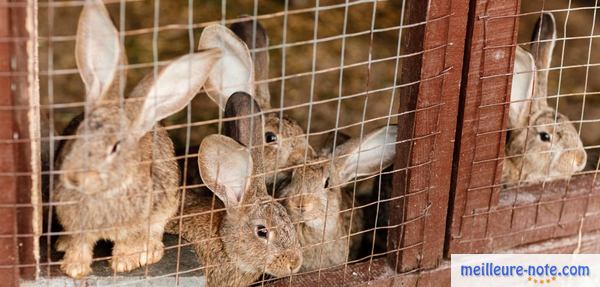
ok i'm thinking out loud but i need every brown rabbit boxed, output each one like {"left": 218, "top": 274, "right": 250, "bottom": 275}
{"left": 167, "top": 92, "right": 302, "bottom": 286}
{"left": 199, "top": 22, "right": 315, "bottom": 186}
{"left": 503, "top": 12, "right": 587, "bottom": 185}
{"left": 53, "top": 0, "right": 221, "bottom": 278}
{"left": 278, "top": 125, "right": 397, "bottom": 271}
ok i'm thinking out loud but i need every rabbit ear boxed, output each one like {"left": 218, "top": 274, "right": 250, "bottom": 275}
{"left": 199, "top": 24, "right": 255, "bottom": 110}
{"left": 230, "top": 19, "right": 272, "bottom": 109}
{"left": 335, "top": 125, "right": 397, "bottom": 182}
{"left": 224, "top": 92, "right": 264, "bottom": 148}
{"left": 198, "top": 134, "right": 253, "bottom": 208}
{"left": 510, "top": 47, "right": 538, "bottom": 128}
{"left": 319, "top": 131, "right": 351, "bottom": 156}
{"left": 76, "top": 0, "right": 125, "bottom": 105}
{"left": 530, "top": 12, "right": 557, "bottom": 100}
{"left": 131, "top": 49, "right": 221, "bottom": 138}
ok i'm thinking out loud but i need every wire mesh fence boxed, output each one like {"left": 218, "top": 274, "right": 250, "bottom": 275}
{"left": 28, "top": 0, "right": 412, "bottom": 285}
{"left": 448, "top": 0, "right": 600, "bottom": 254}
{"left": 2, "top": 0, "right": 598, "bottom": 286}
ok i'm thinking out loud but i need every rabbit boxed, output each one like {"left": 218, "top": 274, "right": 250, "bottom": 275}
{"left": 198, "top": 21, "right": 315, "bottom": 187}
{"left": 503, "top": 12, "right": 587, "bottom": 185}
{"left": 319, "top": 130, "right": 352, "bottom": 156}
{"left": 52, "top": 0, "right": 221, "bottom": 278}
{"left": 277, "top": 125, "right": 397, "bottom": 271}
{"left": 166, "top": 92, "right": 302, "bottom": 286}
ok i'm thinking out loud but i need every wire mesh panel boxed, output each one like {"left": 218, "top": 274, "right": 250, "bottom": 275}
{"left": 14, "top": 0, "right": 595, "bottom": 285}
{"left": 448, "top": 0, "right": 600, "bottom": 254}
{"left": 19, "top": 0, "right": 459, "bottom": 286}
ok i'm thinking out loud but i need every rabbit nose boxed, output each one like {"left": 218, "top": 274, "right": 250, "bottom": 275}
{"left": 573, "top": 151, "right": 587, "bottom": 171}
{"left": 561, "top": 150, "right": 587, "bottom": 172}
{"left": 64, "top": 170, "right": 101, "bottom": 189}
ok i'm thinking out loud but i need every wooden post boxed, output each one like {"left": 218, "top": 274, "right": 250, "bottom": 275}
{"left": 446, "top": 0, "right": 521, "bottom": 254}
{"left": 0, "top": 0, "right": 38, "bottom": 283}
{"left": 387, "top": 0, "right": 470, "bottom": 272}
{"left": 0, "top": 1, "right": 22, "bottom": 284}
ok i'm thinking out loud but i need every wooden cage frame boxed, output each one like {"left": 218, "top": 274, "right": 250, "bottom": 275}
{"left": 0, "top": 1, "right": 38, "bottom": 286}
{"left": 446, "top": 0, "right": 600, "bottom": 256}
{"left": 1, "top": 0, "right": 599, "bottom": 286}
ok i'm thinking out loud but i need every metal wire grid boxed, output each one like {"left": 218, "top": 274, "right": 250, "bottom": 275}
{"left": 455, "top": 1, "right": 600, "bottom": 250}
{"left": 0, "top": 0, "right": 592, "bottom": 284}
{"left": 0, "top": 0, "right": 438, "bottom": 285}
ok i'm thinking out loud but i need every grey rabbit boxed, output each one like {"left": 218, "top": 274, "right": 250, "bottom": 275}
{"left": 53, "top": 0, "right": 221, "bottom": 278}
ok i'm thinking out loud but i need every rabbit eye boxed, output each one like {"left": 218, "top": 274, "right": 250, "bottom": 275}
{"left": 265, "top": 132, "right": 278, "bottom": 143}
{"left": 539, "top": 132, "right": 551, "bottom": 142}
{"left": 111, "top": 140, "right": 121, "bottom": 154}
{"left": 324, "top": 178, "right": 330, "bottom": 189}
{"left": 256, "top": 224, "right": 269, "bottom": 239}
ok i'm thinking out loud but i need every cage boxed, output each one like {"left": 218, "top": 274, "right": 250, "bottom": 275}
{"left": 0, "top": 0, "right": 598, "bottom": 286}
{"left": 447, "top": 0, "right": 600, "bottom": 257}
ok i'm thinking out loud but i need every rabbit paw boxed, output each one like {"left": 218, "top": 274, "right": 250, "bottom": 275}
{"left": 60, "top": 259, "right": 92, "bottom": 279}
{"left": 111, "top": 255, "right": 140, "bottom": 273}
{"left": 111, "top": 240, "right": 164, "bottom": 273}
{"left": 59, "top": 238, "right": 93, "bottom": 278}
{"left": 139, "top": 241, "right": 164, "bottom": 267}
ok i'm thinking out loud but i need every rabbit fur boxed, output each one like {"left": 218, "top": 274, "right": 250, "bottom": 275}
{"left": 503, "top": 12, "right": 586, "bottom": 185}
{"left": 166, "top": 92, "right": 303, "bottom": 286}
{"left": 53, "top": 0, "right": 221, "bottom": 278}
{"left": 199, "top": 21, "right": 315, "bottom": 186}
{"left": 277, "top": 125, "right": 397, "bottom": 271}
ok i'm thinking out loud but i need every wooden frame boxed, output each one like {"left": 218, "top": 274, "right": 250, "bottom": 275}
{"left": 267, "top": 228, "right": 600, "bottom": 286}
{"left": 446, "top": 0, "right": 521, "bottom": 254}
{"left": 388, "top": 0, "right": 468, "bottom": 272}
{"left": 0, "top": 0, "right": 38, "bottom": 285}
{"left": 446, "top": 0, "right": 600, "bottom": 256}
{"left": 0, "top": 2, "right": 22, "bottom": 284}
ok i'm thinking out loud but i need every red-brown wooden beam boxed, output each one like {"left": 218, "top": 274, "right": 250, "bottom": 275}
{"left": 11, "top": 0, "right": 37, "bottom": 280}
{"left": 266, "top": 228, "right": 600, "bottom": 286}
{"left": 446, "top": 0, "right": 521, "bottom": 254}
{"left": 0, "top": 1, "right": 21, "bottom": 284}
{"left": 387, "top": 0, "right": 470, "bottom": 272}
{"left": 265, "top": 258, "right": 451, "bottom": 287}
{"left": 456, "top": 173, "right": 600, "bottom": 251}
{"left": 0, "top": 0, "right": 37, "bottom": 284}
